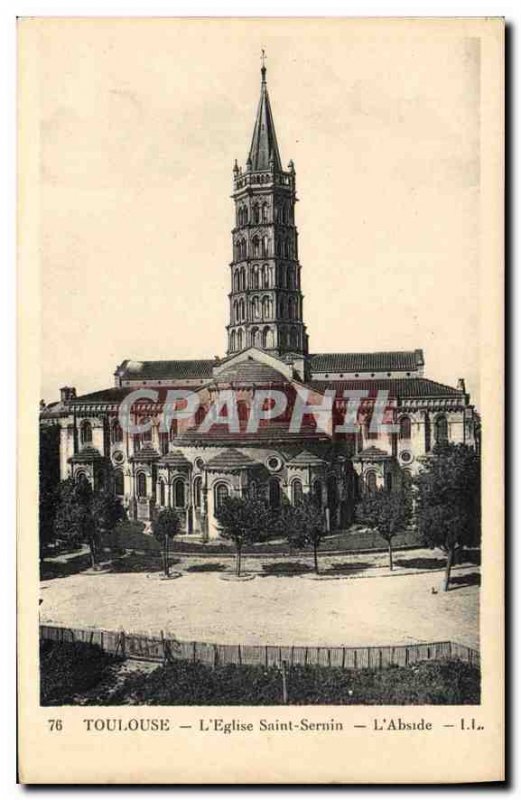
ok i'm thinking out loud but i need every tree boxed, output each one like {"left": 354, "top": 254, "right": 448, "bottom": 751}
{"left": 53, "top": 477, "right": 99, "bottom": 567}
{"left": 152, "top": 509, "right": 181, "bottom": 577}
{"left": 414, "top": 444, "right": 481, "bottom": 591}
{"left": 39, "top": 425, "right": 61, "bottom": 558}
{"left": 281, "top": 496, "right": 327, "bottom": 574}
{"left": 214, "top": 496, "right": 272, "bottom": 576}
{"left": 355, "top": 488, "right": 411, "bottom": 570}
{"left": 92, "top": 489, "right": 126, "bottom": 552}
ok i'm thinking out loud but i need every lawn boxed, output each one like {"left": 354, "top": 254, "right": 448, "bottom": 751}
{"left": 101, "top": 520, "right": 422, "bottom": 556}
{"left": 40, "top": 640, "right": 480, "bottom": 706}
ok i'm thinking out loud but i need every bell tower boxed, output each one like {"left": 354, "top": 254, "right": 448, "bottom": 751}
{"left": 226, "top": 56, "right": 308, "bottom": 360}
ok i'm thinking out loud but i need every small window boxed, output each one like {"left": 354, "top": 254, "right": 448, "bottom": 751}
{"left": 268, "top": 478, "right": 281, "bottom": 508}
{"left": 214, "top": 482, "right": 229, "bottom": 510}
{"left": 114, "top": 469, "right": 124, "bottom": 497}
{"left": 137, "top": 472, "right": 147, "bottom": 499}
{"left": 399, "top": 416, "right": 411, "bottom": 440}
{"left": 80, "top": 420, "right": 92, "bottom": 445}
{"left": 174, "top": 479, "right": 186, "bottom": 508}
{"left": 111, "top": 419, "right": 123, "bottom": 444}
{"left": 366, "top": 471, "right": 377, "bottom": 493}
{"left": 291, "top": 479, "right": 303, "bottom": 505}
{"left": 193, "top": 476, "right": 202, "bottom": 508}
{"left": 434, "top": 415, "right": 449, "bottom": 446}
{"left": 158, "top": 479, "right": 166, "bottom": 506}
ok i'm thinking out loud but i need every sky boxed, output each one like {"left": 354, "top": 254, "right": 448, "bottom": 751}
{"left": 34, "top": 18, "right": 481, "bottom": 403}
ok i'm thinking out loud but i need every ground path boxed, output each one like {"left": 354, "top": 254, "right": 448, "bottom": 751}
{"left": 40, "top": 555, "right": 479, "bottom": 650}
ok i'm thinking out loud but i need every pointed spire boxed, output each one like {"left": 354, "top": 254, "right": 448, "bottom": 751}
{"left": 247, "top": 52, "right": 282, "bottom": 172}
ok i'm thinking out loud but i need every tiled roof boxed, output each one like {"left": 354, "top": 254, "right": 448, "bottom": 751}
{"left": 159, "top": 450, "right": 191, "bottom": 468}
{"left": 206, "top": 448, "right": 259, "bottom": 470}
{"left": 116, "top": 359, "right": 216, "bottom": 381}
{"left": 309, "top": 378, "right": 464, "bottom": 399}
{"left": 215, "top": 360, "right": 289, "bottom": 385}
{"left": 353, "top": 446, "right": 392, "bottom": 460}
{"left": 68, "top": 447, "right": 104, "bottom": 463}
{"left": 309, "top": 350, "right": 423, "bottom": 373}
{"left": 129, "top": 446, "right": 160, "bottom": 463}
{"left": 175, "top": 422, "right": 328, "bottom": 446}
{"left": 286, "top": 450, "right": 326, "bottom": 467}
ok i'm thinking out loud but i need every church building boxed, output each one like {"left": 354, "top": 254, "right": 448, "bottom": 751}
{"left": 41, "top": 61, "right": 479, "bottom": 540}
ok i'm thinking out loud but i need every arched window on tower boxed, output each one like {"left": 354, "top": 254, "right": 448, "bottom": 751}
{"left": 239, "top": 267, "right": 246, "bottom": 291}
{"left": 290, "top": 327, "right": 299, "bottom": 349}
{"left": 262, "top": 202, "right": 269, "bottom": 222}
{"left": 434, "top": 414, "right": 449, "bottom": 447}
{"left": 399, "top": 416, "right": 411, "bottom": 440}
{"left": 261, "top": 296, "right": 270, "bottom": 320}
{"left": 250, "top": 327, "right": 260, "bottom": 348}
{"left": 252, "top": 265, "right": 260, "bottom": 289}
{"left": 262, "top": 264, "right": 270, "bottom": 288}
{"left": 262, "top": 236, "right": 269, "bottom": 257}
{"left": 251, "top": 296, "right": 260, "bottom": 319}
{"left": 284, "top": 240, "right": 289, "bottom": 258}
{"left": 237, "top": 329, "right": 244, "bottom": 350}
{"left": 230, "top": 330, "right": 236, "bottom": 352}
{"left": 261, "top": 326, "right": 272, "bottom": 348}
{"left": 253, "top": 203, "right": 260, "bottom": 224}
{"left": 252, "top": 236, "right": 260, "bottom": 257}
{"left": 239, "top": 298, "right": 245, "bottom": 321}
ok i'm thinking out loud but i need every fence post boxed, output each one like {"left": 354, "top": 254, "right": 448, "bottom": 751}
{"left": 265, "top": 645, "right": 269, "bottom": 668}
{"left": 193, "top": 641, "right": 197, "bottom": 663}
{"left": 280, "top": 660, "right": 288, "bottom": 705}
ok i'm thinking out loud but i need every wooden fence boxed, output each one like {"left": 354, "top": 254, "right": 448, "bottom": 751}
{"left": 40, "top": 624, "right": 480, "bottom": 670}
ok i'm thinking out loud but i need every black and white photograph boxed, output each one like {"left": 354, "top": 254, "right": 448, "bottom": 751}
{"left": 16, "top": 15, "right": 504, "bottom": 784}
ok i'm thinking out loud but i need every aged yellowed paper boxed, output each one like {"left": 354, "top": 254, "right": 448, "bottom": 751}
{"left": 18, "top": 17, "right": 504, "bottom": 783}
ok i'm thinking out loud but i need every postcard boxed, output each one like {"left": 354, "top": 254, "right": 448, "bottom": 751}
{"left": 18, "top": 16, "right": 504, "bottom": 783}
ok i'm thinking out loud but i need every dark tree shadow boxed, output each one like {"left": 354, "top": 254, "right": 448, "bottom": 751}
{"left": 260, "top": 561, "right": 313, "bottom": 577}
{"left": 185, "top": 562, "right": 227, "bottom": 573}
{"left": 40, "top": 552, "right": 93, "bottom": 581}
{"left": 110, "top": 553, "right": 180, "bottom": 574}
{"left": 326, "top": 561, "right": 373, "bottom": 576}
{"left": 448, "top": 572, "right": 481, "bottom": 590}
{"left": 394, "top": 557, "right": 447, "bottom": 570}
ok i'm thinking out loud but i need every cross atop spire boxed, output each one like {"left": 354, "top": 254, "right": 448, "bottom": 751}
{"left": 247, "top": 54, "right": 282, "bottom": 172}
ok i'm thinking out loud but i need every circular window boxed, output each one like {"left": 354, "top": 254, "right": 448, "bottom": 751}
{"left": 400, "top": 451, "right": 412, "bottom": 464}
{"left": 194, "top": 457, "right": 205, "bottom": 471}
{"left": 112, "top": 450, "right": 125, "bottom": 465}
{"left": 266, "top": 455, "right": 283, "bottom": 472}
